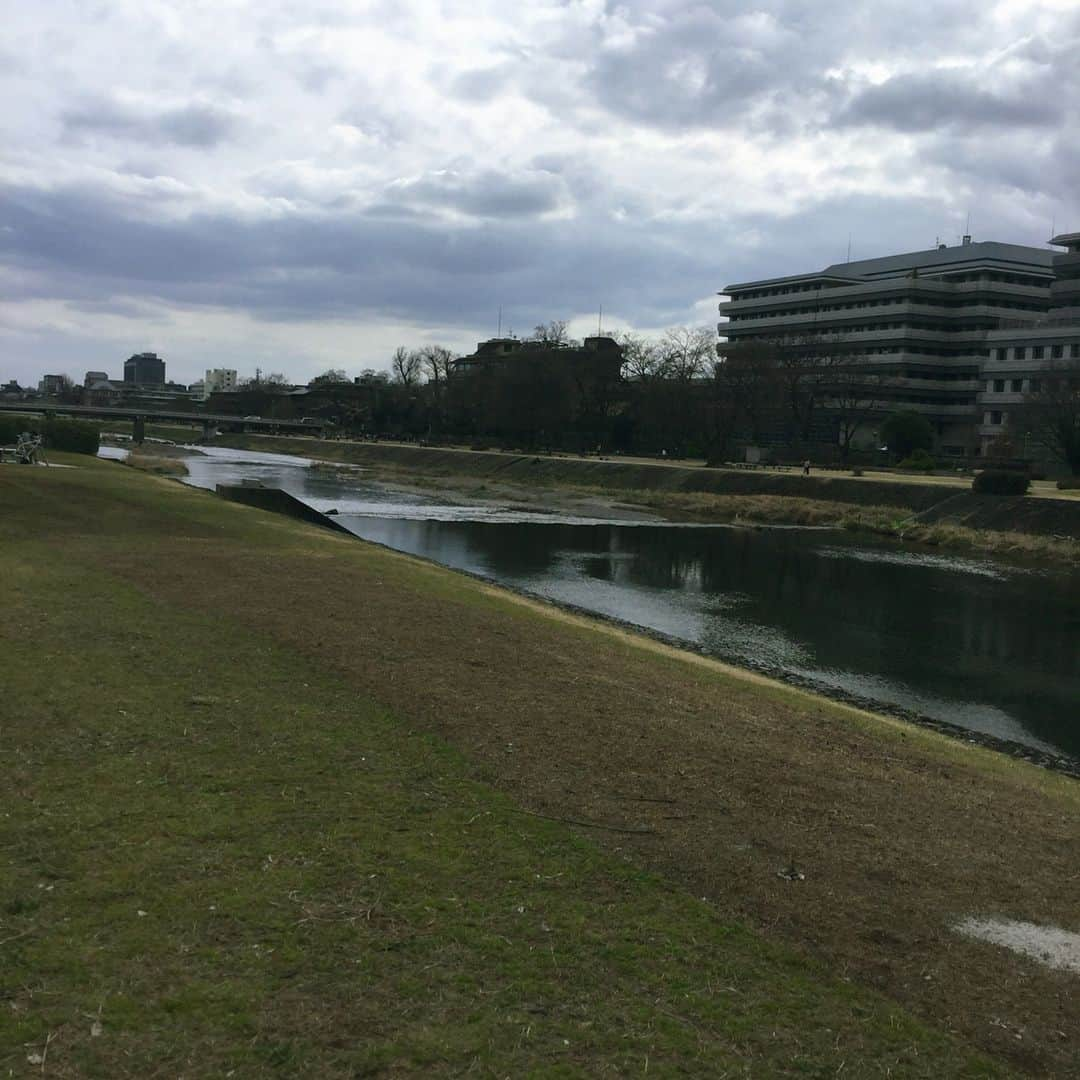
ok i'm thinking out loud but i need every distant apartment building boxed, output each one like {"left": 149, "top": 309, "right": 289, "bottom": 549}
{"left": 719, "top": 236, "right": 1058, "bottom": 458}
{"left": 83, "top": 370, "right": 109, "bottom": 387}
{"left": 38, "top": 374, "right": 68, "bottom": 395}
{"left": 978, "top": 232, "right": 1080, "bottom": 459}
{"left": 202, "top": 368, "right": 238, "bottom": 399}
{"left": 123, "top": 351, "right": 166, "bottom": 386}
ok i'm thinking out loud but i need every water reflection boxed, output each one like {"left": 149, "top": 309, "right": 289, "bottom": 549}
{"left": 141, "top": 444, "right": 1080, "bottom": 759}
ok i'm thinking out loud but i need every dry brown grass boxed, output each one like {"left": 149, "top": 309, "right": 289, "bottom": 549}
{"left": 122, "top": 452, "right": 188, "bottom": 476}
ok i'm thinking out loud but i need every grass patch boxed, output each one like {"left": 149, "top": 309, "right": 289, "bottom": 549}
{"left": 2, "top": 461, "right": 1077, "bottom": 1074}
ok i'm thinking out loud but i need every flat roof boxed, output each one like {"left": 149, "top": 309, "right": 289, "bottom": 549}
{"left": 723, "top": 240, "right": 1055, "bottom": 293}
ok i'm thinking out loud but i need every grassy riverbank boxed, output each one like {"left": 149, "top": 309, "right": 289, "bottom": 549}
{"left": 216, "top": 435, "right": 1080, "bottom": 563}
{"left": 2, "top": 456, "right": 1078, "bottom": 1075}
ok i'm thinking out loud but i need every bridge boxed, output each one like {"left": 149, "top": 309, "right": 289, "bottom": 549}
{"left": 0, "top": 401, "right": 324, "bottom": 443}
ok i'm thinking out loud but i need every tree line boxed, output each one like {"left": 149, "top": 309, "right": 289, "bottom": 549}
{"left": 206, "top": 322, "right": 1080, "bottom": 474}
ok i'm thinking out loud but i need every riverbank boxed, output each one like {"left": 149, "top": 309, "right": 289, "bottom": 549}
{"left": 2, "top": 456, "right": 1077, "bottom": 1075}
{"left": 215, "top": 435, "right": 1080, "bottom": 563}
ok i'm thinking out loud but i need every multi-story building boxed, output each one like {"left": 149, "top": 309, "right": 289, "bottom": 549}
{"left": 203, "top": 368, "right": 238, "bottom": 399}
{"left": 977, "top": 232, "right": 1080, "bottom": 461}
{"left": 719, "top": 236, "right": 1058, "bottom": 458}
{"left": 38, "top": 374, "right": 69, "bottom": 395}
{"left": 453, "top": 335, "right": 624, "bottom": 379}
{"left": 83, "top": 370, "right": 109, "bottom": 387}
{"left": 123, "top": 352, "right": 166, "bottom": 386}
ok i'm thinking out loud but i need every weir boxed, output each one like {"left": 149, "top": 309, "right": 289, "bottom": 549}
{"left": 215, "top": 483, "right": 353, "bottom": 534}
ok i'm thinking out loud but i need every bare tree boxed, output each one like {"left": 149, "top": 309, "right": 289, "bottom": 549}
{"left": 827, "top": 364, "right": 888, "bottom": 462}
{"left": 715, "top": 339, "right": 781, "bottom": 445}
{"left": 659, "top": 326, "right": 715, "bottom": 381}
{"left": 616, "top": 332, "right": 665, "bottom": 381}
{"left": 1018, "top": 355, "right": 1080, "bottom": 475}
{"left": 417, "top": 345, "right": 455, "bottom": 387}
{"left": 528, "top": 320, "right": 574, "bottom": 346}
{"left": 391, "top": 346, "right": 422, "bottom": 387}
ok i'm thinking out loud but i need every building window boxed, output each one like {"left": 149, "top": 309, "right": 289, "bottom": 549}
{"left": 995, "top": 348, "right": 1006, "bottom": 361}
{"left": 1052, "top": 344, "right": 1063, "bottom": 358}
{"left": 1011, "top": 379, "right": 1023, "bottom": 392}
{"left": 993, "top": 379, "right": 1005, "bottom": 392}
{"left": 1029, "top": 379, "right": 1040, "bottom": 393}
{"left": 990, "top": 411, "right": 1002, "bottom": 425}
{"left": 1014, "top": 346, "right": 1026, "bottom": 360}
{"left": 1032, "top": 346, "right": 1044, "bottom": 359}
{"left": 1072, "top": 344, "right": 1080, "bottom": 359}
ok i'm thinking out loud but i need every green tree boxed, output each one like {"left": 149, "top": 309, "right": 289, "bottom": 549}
{"left": 880, "top": 411, "right": 933, "bottom": 460}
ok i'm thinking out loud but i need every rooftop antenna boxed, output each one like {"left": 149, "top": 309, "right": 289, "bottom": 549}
{"left": 497, "top": 306, "right": 502, "bottom": 337}
{"left": 846, "top": 233, "right": 852, "bottom": 263}
{"left": 597, "top": 303, "right": 603, "bottom": 336}
{"left": 1050, "top": 215, "right": 1056, "bottom": 243}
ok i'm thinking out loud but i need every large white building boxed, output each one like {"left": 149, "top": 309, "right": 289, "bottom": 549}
{"left": 719, "top": 236, "right": 1062, "bottom": 459}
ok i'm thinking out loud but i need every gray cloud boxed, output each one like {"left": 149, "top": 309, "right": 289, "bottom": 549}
{"left": 449, "top": 64, "right": 516, "bottom": 103}
{"left": 384, "top": 168, "right": 568, "bottom": 219}
{"left": 62, "top": 98, "right": 238, "bottom": 147}
{"left": 834, "top": 71, "right": 1062, "bottom": 134}
{"left": 0, "top": 177, "right": 711, "bottom": 331}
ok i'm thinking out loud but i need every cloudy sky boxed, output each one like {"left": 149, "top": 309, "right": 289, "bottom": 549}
{"left": 2, "top": 0, "right": 1078, "bottom": 386}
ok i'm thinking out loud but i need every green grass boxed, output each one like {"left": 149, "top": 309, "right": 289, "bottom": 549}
{"left": 0, "top": 458, "right": 1027, "bottom": 1076}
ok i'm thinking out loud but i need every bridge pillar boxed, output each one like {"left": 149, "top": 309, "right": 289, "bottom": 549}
{"left": 202, "top": 419, "right": 214, "bottom": 439}
{"left": 133, "top": 415, "right": 146, "bottom": 444}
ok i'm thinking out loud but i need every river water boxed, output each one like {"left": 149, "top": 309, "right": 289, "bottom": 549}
{"left": 109, "top": 444, "right": 1080, "bottom": 761}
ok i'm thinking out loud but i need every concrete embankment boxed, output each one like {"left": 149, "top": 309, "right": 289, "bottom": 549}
{"left": 216, "top": 482, "right": 353, "bottom": 533}
{"left": 912, "top": 489, "right": 1080, "bottom": 536}
{"left": 219, "top": 435, "right": 1080, "bottom": 540}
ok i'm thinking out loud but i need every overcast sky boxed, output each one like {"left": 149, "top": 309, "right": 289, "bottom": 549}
{"left": 2, "top": 0, "right": 1078, "bottom": 386}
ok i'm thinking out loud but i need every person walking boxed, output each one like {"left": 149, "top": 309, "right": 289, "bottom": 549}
{"left": 802, "top": 459, "right": 811, "bottom": 475}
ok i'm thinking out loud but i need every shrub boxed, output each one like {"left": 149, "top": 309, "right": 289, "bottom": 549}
{"left": 0, "top": 415, "right": 37, "bottom": 445}
{"left": 896, "top": 448, "right": 936, "bottom": 472}
{"left": 41, "top": 418, "right": 100, "bottom": 455}
{"left": 0, "top": 415, "right": 99, "bottom": 455}
{"left": 972, "top": 469, "right": 1030, "bottom": 495}
{"left": 1057, "top": 476, "right": 1080, "bottom": 490}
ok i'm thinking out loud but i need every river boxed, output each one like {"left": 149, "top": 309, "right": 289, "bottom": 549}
{"left": 106, "top": 443, "right": 1080, "bottom": 762}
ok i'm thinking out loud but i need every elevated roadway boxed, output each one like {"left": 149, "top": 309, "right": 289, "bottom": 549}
{"left": 0, "top": 401, "right": 322, "bottom": 442}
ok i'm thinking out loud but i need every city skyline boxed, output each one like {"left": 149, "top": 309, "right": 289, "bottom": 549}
{"left": 2, "top": 0, "right": 1079, "bottom": 386}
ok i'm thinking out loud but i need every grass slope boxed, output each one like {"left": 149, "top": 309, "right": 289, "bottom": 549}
{"left": 1, "top": 457, "right": 1074, "bottom": 1075}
